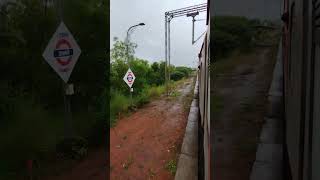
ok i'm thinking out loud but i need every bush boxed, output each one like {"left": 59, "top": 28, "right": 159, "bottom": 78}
{"left": 55, "top": 136, "right": 88, "bottom": 160}
{"left": 171, "top": 71, "right": 185, "bottom": 81}
{"left": 165, "top": 159, "right": 177, "bottom": 175}
{"left": 212, "top": 16, "right": 257, "bottom": 59}
{"left": 147, "top": 86, "right": 165, "bottom": 98}
{"left": 110, "top": 38, "right": 192, "bottom": 127}
{"left": 110, "top": 92, "right": 129, "bottom": 115}
{"left": 175, "top": 67, "right": 193, "bottom": 77}
{"left": 212, "top": 29, "right": 238, "bottom": 58}
{"left": 110, "top": 92, "right": 130, "bottom": 126}
{"left": 87, "top": 90, "right": 107, "bottom": 147}
{"left": 134, "top": 92, "right": 150, "bottom": 107}
{"left": 0, "top": 98, "right": 60, "bottom": 172}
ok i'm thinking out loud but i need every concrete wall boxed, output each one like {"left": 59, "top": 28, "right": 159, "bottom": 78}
{"left": 175, "top": 78, "right": 199, "bottom": 180}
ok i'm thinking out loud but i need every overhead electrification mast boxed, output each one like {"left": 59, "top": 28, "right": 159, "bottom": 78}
{"left": 164, "top": 3, "right": 207, "bottom": 96}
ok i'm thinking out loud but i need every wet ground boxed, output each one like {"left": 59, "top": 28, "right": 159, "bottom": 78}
{"left": 43, "top": 148, "right": 108, "bottom": 180}
{"left": 110, "top": 78, "right": 194, "bottom": 180}
{"left": 41, "top": 78, "right": 194, "bottom": 180}
{"left": 211, "top": 47, "right": 278, "bottom": 180}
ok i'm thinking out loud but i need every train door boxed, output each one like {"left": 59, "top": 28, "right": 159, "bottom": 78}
{"left": 198, "top": 33, "right": 209, "bottom": 180}
{"left": 203, "top": 34, "right": 210, "bottom": 180}
{"left": 282, "top": 0, "right": 291, "bottom": 178}
{"left": 198, "top": 46, "right": 204, "bottom": 180}
{"left": 282, "top": 0, "right": 289, "bottom": 96}
{"left": 207, "top": 19, "right": 211, "bottom": 180}
{"left": 285, "top": 0, "right": 305, "bottom": 179}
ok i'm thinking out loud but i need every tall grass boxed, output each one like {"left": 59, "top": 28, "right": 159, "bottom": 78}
{"left": 0, "top": 95, "right": 104, "bottom": 178}
{"left": 110, "top": 92, "right": 130, "bottom": 127}
{"left": 110, "top": 85, "right": 165, "bottom": 127}
{"left": 0, "top": 97, "right": 63, "bottom": 175}
{"left": 147, "top": 85, "right": 165, "bottom": 98}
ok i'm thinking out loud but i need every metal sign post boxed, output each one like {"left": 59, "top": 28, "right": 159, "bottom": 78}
{"left": 130, "top": 87, "right": 133, "bottom": 106}
{"left": 125, "top": 23, "right": 145, "bottom": 102}
{"left": 123, "top": 68, "right": 136, "bottom": 106}
{"left": 42, "top": 0, "right": 81, "bottom": 137}
{"left": 63, "top": 83, "right": 74, "bottom": 137}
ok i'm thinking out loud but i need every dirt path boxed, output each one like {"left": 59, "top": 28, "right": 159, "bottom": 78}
{"left": 110, "top": 78, "right": 194, "bottom": 180}
{"left": 42, "top": 148, "right": 108, "bottom": 180}
{"left": 212, "top": 47, "right": 278, "bottom": 180}
{"left": 41, "top": 78, "right": 194, "bottom": 180}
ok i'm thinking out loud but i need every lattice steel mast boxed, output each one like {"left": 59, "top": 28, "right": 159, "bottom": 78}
{"left": 164, "top": 3, "right": 207, "bottom": 96}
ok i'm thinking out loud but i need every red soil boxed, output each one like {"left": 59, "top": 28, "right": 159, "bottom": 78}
{"left": 42, "top": 80, "right": 193, "bottom": 180}
{"left": 110, "top": 96, "right": 189, "bottom": 180}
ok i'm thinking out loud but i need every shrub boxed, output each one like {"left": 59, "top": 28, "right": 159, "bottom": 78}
{"left": 212, "top": 29, "right": 238, "bottom": 58}
{"left": 211, "top": 16, "right": 257, "bottom": 59}
{"left": 0, "top": 98, "right": 59, "bottom": 172}
{"left": 147, "top": 86, "right": 164, "bottom": 98}
{"left": 55, "top": 136, "right": 88, "bottom": 160}
{"left": 134, "top": 92, "right": 150, "bottom": 107}
{"left": 170, "top": 71, "right": 185, "bottom": 81}
{"left": 175, "top": 67, "right": 193, "bottom": 77}
{"left": 165, "top": 160, "right": 177, "bottom": 175}
{"left": 110, "top": 92, "right": 130, "bottom": 115}
{"left": 87, "top": 90, "right": 107, "bottom": 147}
{"left": 110, "top": 92, "right": 130, "bottom": 126}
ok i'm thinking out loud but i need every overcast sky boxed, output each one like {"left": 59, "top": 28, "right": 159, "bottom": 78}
{"left": 110, "top": 0, "right": 207, "bottom": 67}
{"left": 212, "top": 0, "right": 282, "bottom": 20}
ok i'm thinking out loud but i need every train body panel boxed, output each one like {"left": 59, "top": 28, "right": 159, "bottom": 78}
{"left": 208, "top": 0, "right": 319, "bottom": 179}
{"left": 198, "top": 31, "right": 210, "bottom": 180}
{"left": 283, "top": 0, "right": 319, "bottom": 179}
{"left": 198, "top": 3, "right": 211, "bottom": 178}
{"left": 285, "top": 1, "right": 305, "bottom": 179}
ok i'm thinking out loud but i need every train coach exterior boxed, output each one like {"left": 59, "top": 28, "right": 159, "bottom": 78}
{"left": 282, "top": 0, "right": 319, "bottom": 179}
{"left": 198, "top": 15, "right": 210, "bottom": 180}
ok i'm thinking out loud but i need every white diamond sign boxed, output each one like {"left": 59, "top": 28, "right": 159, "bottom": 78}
{"left": 123, "top": 68, "right": 136, "bottom": 88}
{"left": 42, "top": 22, "right": 81, "bottom": 83}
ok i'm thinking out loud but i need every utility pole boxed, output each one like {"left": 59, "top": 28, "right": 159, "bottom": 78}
{"left": 168, "top": 17, "right": 171, "bottom": 90}
{"left": 125, "top": 23, "right": 145, "bottom": 106}
{"left": 164, "top": 15, "right": 168, "bottom": 96}
{"left": 125, "top": 28, "right": 132, "bottom": 105}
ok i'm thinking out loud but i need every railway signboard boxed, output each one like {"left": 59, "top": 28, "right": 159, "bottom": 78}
{"left": 42, "top": 22, "right": 81, "bottom": 83}
{"left": 123, "top": 68, "right": 136, "bottom": 88}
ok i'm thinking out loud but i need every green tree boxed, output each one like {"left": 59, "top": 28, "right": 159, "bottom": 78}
{"left": 131, "top": 58, "right": 150, "bottom": 94}
{"left": 211, "top": 16, "right": 256, "bottom": 60}
{"left": 0, "top": 0, "right": 109, "bottom": 174}
{"left": 110, "top": 39, "right": 137, "bottom": 94}
{"left": 111, "top": 38, "right": 137, "bottom": 64}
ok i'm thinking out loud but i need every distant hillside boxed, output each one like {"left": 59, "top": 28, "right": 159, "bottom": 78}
{"left": 210, "top": 0, "right": 282, "bottom": 20}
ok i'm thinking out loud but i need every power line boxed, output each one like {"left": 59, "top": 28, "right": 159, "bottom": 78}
{"left": 164, "top": 3, "right": 207, "bottom": 96}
